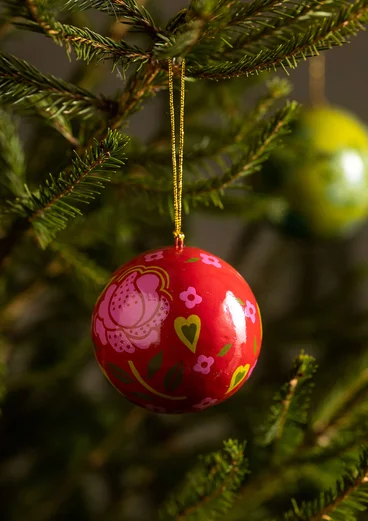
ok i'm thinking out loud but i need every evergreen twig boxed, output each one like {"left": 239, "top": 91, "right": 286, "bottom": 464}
{"left": 0, "top": 53, "right": 118, "bottom": 119}
{"left": 189, "top": 1, "right": 368, "bottom": 78}
{"left": 186, "top": 101, "right": 298, "bottom": 201}
{"left": 65, "top": 0, "right": 160, "bottom": 38}
{"left": 284, "top": 450, "right": 368, "bottom": 521}
{"left": 7, "top": 129, "right": 128, "bottom": 248}
{"left": 257, "top": 353, "right": 318, "bottom": 462}
{"left": 0, "top": 109, "right": 25, "bottom": 198}
{"left": 21, "top": 0, "right": 151, "bottom": 68}
{"left": 51, "top": 242, "right": 110, "bottom": 288}
{"left": 159, "top": 440, "right": 249, "bottom": 521}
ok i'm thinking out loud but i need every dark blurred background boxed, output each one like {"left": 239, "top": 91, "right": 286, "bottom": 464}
{"left": 1, "top": 1, "right": 368, "bottom": 520}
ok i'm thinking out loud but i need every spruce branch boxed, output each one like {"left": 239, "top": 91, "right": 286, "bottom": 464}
{"left": 224, "top": 0, "right": 290, "bottom": 25}
{"left": 188, "top": 1, "right": 368, "bottom": 79}
{"left": 7, "top": 129, "right": 128, "bottom": 248}
{"left": 0, "top": 53, "right": 117, "bottom": 119}
{"left": 186, "top": 101, "right": 298, "bottom": 200}
{"left": 308, "top": 361, "right": 368, "bottom": 452}
{"left": 64, "top": 0, "right": 160, "bottom": 38}
{"left": 125, "top": 77, "right": 292, "bottom": 194}
{"left": 257, "top": 353, "right": 318, "bottom": 462}
{"left": 0, "top": 109, "right": 25, "bottom": 198}
{"left": 231, "top": 0, "right": 334, "bottom": 54}
{"left": 159, "top": 440, "right": 249, "bottom": 521}
{"left": 112, "top": 62, "right": 163, "bottom": 125}
{"left": 20, "top": 0, "right": 151, "bottom": 68}
{"left": 284, "top": 450, "right": 368, "bottom": 521}
{"left": 51, "top": 242, "right": 110, "bottom": 288}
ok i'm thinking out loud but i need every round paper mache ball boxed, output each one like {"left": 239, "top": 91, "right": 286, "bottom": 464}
{"left": 266, "top": 106, "right": 368, "bottom": 238}
{"left": 91, "top": 246, "right": 262, "bottom": 414}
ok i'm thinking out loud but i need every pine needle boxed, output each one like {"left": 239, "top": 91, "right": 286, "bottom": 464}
{"left": 7, "top": 129, "right": 128, "bottom": 248}
{"left": 159, "top": 440, "right": 249, "bottom": 521}
{"left": 0, "top": 52, "right": 117, "bottom": 119}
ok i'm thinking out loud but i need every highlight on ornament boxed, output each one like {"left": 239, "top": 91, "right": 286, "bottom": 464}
{"left": 91, "top": 246, "right": 262, "bottom": 414}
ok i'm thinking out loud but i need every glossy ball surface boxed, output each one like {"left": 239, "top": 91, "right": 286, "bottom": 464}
{"left": 268, "top": 106, "right": 368, "bottom": 237}
{"left": 91, "top": 246, "right": 262, "bottom": 414}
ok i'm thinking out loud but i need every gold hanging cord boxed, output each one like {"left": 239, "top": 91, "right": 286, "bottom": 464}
{"left": 309, "top": 54, "right": 326, "bottom": 106}
{"left": 168, "top": 57, "right": 186, "bottom": 250}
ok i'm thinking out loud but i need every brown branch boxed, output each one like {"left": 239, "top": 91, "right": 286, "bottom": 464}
{"left": 188, "top": 115, "right": 288, "bottom": 196}
{"left": 311, "top": 367, "right": 368, "bottom": 448}
{"left": 233, "top": 0, "right": 332, "bottom": 48}
{"left": 110, "top": 0, "right": 161, "bottom": 38}
{"left": 175, "top": 453, "right": 243, "bottom": 521}
{"left": 29, "top": 151, "right": 111, "bottom": 223}
{"left": 193, "top": 5, "right": 368, "bottom": 80}
{"left": 113, "top": 63, "right": 161, "bottom": 125}
{"left": 309, "top": 471, "right": 368, "bottom": 521}
{"left": 0, "top": 67, "right": 108, "bottom": 111}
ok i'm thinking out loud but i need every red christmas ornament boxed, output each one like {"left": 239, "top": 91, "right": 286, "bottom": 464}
{"left": 91, "top": 246, "right": 262, "bottom": 414}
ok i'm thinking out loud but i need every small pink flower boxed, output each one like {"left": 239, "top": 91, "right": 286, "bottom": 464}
{"left": 200, "top": 253, "right": 222, "bottom": 268}
{"left": 179, "top": 286, "right": 203, "bottom": 309}
{"left": 245, "top": 300, "right": 257, "bottom": 324}
{"left": 193, "top": 397, "right": 218, "bottom": 410}
{"left": 145, "top": 404, "right": 166, "bottom": 413}
{"left": 193, "top": 355, "right": 214, "bottom": 375}
{"left": 145, "top": 251, "right": 164, "bottom": 262}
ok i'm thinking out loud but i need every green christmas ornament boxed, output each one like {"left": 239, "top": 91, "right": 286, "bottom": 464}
{"left": 266, "top": 105, "right": 368, "bottom": 238}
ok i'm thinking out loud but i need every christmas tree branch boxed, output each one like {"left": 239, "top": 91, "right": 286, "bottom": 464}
{"left": 309, "top": 361, "right": 368, "bottom": 451}
{"left": 0, "top": 109, "right": 25, "bottom": 198}
{"left": 258, "top": 353, "right": 318, "bottom": 462}
{"left": 284, "top": 450, "right": 368, "bottom": 521}
{"left": 65, "top": 0, "right": 160, "bottom": 38}
{"left": 20, "top": 0, "right": 151, "bottom": 67}
{"left": 128, "top": 77, "right": 291, "bottom": 173}
{"left": 111, "top": 62, "right": 163, "bottom": 126}
{"left": 186, "top": 101, "right": 298, "bottom": 200}
{"left": 189, "top": 1, "right": 368, "bottom": 79}
{"left": 51, "top": 242, "right": 110, "bottom": 288}
{"left": 231, "top": 0, "right": 334, "bottom": 54}
{"left": 0, "top": 53, "right": 118, "bottom": 119}
{"left": 7, "top": 129, "right": 128, "bottom": 248}
{"left": 159, "top": 440, "right": 249, "bottom": 521}
{"left": 215, "top": 0, "right": 283, "bottom": 24}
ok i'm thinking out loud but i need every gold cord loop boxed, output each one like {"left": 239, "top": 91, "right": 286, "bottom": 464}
{"left": 168, "top": 57, "right": 186, "bottom": 250}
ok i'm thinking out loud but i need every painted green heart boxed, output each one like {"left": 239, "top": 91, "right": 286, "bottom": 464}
{"left": 226, "top": 364, "right": 250, "bottom": 394}
{"left": 174, "top": 315, "right": 201, "bottom": 353}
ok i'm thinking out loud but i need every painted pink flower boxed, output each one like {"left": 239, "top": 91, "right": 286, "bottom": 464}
{"left": 193, "top": 355, "right": 214, "bottom": 375}
{"left": 95, "top": 268, "right": 170, "bottom": 354}
{"left": 245, "top": 300, "right": 256, "bottom": 324}
{"left": 145, "top": 404, "right": 166, "bottom": 413}
{"left": 145, "top": 251, "right": 164, "bottom": 262}
{"left": 193, "top": 397, "right": 218, "bottom": 410}
{"left": 179, "top": 286, "right": 203, "bottom": 309}
{"left": 199, "top": 253, "right": 222, "bottom": 268}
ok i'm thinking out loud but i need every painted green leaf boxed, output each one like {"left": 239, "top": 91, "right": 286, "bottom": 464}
{"left": 185, "top": 257, "right": 200, "bottom": 263}
{"left": 164, "top": 361, "right": 184, "bottom": 392}
{"left": 131, "top": 391, "right": 156, "bottom": 401}
{"left": 234, "top": 369, "right": 247, "bottom": 387}
{"left": 253, "top": 335, "right": 257, "bottom": 355}
{"left": 236, "top": 297, "right": 245, "bottom": 305}
{"left": 107, "top": 363, "right": 132, "bottom": 384}
{"left": 147, "top": 350, "right": 164, "bottom": 380}
{"left": 217, "top": 343, "right": 232, "bottom": 357}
